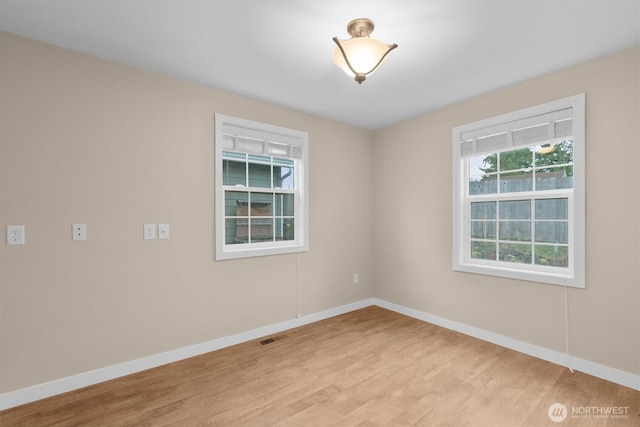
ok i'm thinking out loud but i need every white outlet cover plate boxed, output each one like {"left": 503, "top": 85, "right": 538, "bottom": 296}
{"left": 72, "top": 224, "right": 87, "bottom": 241}
{"left": 7, "top": 225, "right": 25, "bottom": 245}
{"left": 158, "top": 224, "right": 169, "bottom": 239}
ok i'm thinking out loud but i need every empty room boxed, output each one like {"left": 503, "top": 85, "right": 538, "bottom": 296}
{"left": 1, "top": 1, "right": 638, "bottom": 425}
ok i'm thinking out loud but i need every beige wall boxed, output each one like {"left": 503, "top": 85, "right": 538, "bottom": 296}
{"left": 0, "top": 32, "right": 374, "bottom": 393}
{"left": 1, "top": 30, "right": 638, "bottom": 396}
{"left": 373, "top": 46, "right": 640, "bottom": 375}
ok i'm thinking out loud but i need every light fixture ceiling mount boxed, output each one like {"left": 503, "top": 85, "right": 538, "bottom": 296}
{"left": 333, "top": 18, "right": 398, "bottom": 84}
{"left": 346, "top": 18, "right": 376, "bottom": 38}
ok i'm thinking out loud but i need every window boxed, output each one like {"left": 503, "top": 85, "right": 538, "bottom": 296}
{"left": 215, "top": 114, "right": 308, "bottom": 260}
{"left": 452, "top": 94, "right": 585, "bottom": 287}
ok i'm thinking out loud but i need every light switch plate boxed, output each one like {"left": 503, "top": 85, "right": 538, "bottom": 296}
{"left": 143, "top": 224, "right": 156, "bottom": 240}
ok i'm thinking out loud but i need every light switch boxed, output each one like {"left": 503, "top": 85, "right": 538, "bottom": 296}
{"left": 158, "top": 224, "right": 169, "bottom": 240}
{"left": 143, "top": 224, "right": 156, "bottom": 240}
{"left": 72, "top": 224, "right": 87, "bottom": 241}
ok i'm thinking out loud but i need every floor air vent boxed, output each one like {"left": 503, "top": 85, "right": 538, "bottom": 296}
{"left": 259, "top": 335, "right": 289, "bottom": 346}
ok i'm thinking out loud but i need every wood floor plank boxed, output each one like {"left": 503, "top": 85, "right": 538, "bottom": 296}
{"left": 1, "top": 306, "right": 638, "bottom": 426}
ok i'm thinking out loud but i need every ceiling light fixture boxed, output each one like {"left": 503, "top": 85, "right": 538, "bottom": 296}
{"left": 332, "top": 18, "right": 398, "bottom": 84}
{"left": 536, "top": 143, "right": 558, "bottom": 155}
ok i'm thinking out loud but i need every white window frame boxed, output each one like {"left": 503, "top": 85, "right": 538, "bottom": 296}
{"left": 215, "top": 114, "right": 309, "bottom": 260}
{"left": 452, "top": 94, "right": 585, "bottom": 288}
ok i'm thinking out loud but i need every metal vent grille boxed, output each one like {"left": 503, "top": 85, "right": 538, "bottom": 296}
{"left": 258, "top": 335, "right": 289, "bottom": 346}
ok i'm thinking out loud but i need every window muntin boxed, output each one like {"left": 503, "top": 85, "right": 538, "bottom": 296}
{"left": 469, "top": 197, "right": 569, "bottom": 268}
{"left": 215, "top": 114, "right": 308, "bottom": 260}
{"left": 222, "top": 153, "right": 296, "bottom": 245}
{"left": 453, "top": 94, "right": 585, "bottom": 287}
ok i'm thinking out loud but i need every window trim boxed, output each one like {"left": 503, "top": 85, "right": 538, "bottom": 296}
{"left": 452, "top": 94, "right": 585, "bottom": 288}
{"left": 215, "top": 114, "right": 309, "bottom": 260}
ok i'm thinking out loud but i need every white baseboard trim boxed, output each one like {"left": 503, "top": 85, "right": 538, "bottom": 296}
{"left": 373, "top": 298, "right": 640, "bottom": 392}
{"left": 0, "top": 298, "right": 374, "bottom": 411}
{"left": 2, "top": 296, "right": 637, "bottom": 411}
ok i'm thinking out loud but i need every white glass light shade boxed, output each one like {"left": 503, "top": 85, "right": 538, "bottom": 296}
{"left": 333, "top": 37, "right": 393, "bottom": 78}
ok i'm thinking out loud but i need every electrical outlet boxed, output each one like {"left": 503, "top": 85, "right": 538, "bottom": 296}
{"left": 158, "top": 224, "right": 169, "bottom": 240}
{"left": 143, "top": 224, "right": 156, "bottom": 240}
{"left": 72, "top": 224, "right": 87, "bottom": 241}
{"left": 353, "top": 273, "right": 359, "bottom": 284}
{"left": 7, "top": 225, "right": 25, "bottom": 245}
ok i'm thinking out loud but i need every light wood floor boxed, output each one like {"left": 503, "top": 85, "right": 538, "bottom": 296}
{"left": 1, "top": 306, "right": 638, "bottom": 426}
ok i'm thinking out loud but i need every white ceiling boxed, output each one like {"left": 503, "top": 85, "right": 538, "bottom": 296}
{"left": 1, "top": 0, "right": 638, "bottom": 130}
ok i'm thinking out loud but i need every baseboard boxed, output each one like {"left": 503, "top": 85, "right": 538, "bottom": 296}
{"left": 0, "top": 298, "right": 374, "bottom": 411}
{"left": 373, "top": 298, "right": 640, "bottom": 391}
{"left": 2, "top": 296, "right": 637, "bottom": 411}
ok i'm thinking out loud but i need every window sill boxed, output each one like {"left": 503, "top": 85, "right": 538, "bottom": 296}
{"left": 216, "top": 243, "right": 309, "bottom": 261}
{"left": 453, "top": 262, "right": 584, "bottom": 288}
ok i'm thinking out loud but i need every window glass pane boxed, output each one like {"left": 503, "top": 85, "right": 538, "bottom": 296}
{"left": 469, "top": 154, "right": 494, "bottom": 175}
{"left": 471, "top": 202, "right": 496, "bottom": 219}
{"left": 222, "top": 160, "right": 246, "bottom": 186}
{"left": 225, "top": 218, "right": 242, "bottom": 245}
{"left": 471, "top": 241, "right": 496, "bottom": 260}
{"left": 499, "top": 221, "right": 531, "bottom": 241}
{"left": 535, "top": 245, "right": 568, "bottom": 267}
{"left": 499, "top": 148, "right": 533, "bottom": 172}
{"left": 250, "top": 193, "right": 273, "bottom": 216}
{"left": 247, "top": 154, "right": 271, "bottom": 163}
{"left": 273, "top": 157, "right": 294, "bottom": 166}
{"left": 499, "top": 200, "right": 531, "bottom": 219}
{"left": 469, "top": 176, "right": 497, "bottom": 195}
{"left": 284, "top": 218, "right": 295, "bottom": 241}
{"left": 471, "top": 221, "right": 496, "bottom": 239}
{"left": 500, "top": 171, "right": 533, "bottom": 193}
{"left": 535, "top": 140, "right": 573, "bottom": 167}
{"left": 248, "top": 162, "right": 271, "bottom": 188}
{"left": 273, "top": 165, "right": 294, "bottom": 189}
{"left": 535, "top": 167, "right": 573, "bottom": 190}
{"left": 535, "top": 221, "right": 568, "bottom": 244}
{"left": 223, "top": 151, "right": 246, "bottom": 161}
{"left": 251, "top": 218, "right": 273, "bottom": 242}
{"left": 469, "top": 154, "right": 498, "bottom": 195}
{"left": 275, "top": 193, "right": 295, "bottom": 216}
{"left": 232, "top": 218, "right": 249, "bottom": 244}
{"left": 275, "top": 218, "right": 295, "bottom": 241}
{"left": 226, "top": 191, "right": 248, "bottom": 216}
{"left": 499, "top": 243, "right": 531, "bottom": 264}
{"left": 535, "top": 198, "right": 568, "bottom": 220}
